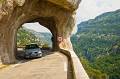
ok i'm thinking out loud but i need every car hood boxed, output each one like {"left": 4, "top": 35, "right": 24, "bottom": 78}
{"left": 25, "top": 48, "right": 41, "bottom": 53}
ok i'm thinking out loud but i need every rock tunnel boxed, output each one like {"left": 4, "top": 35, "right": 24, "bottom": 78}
{"left": 0, "top": 0, "right": 89, "bottom": 79}
{"left": 0, "top": 0, "right": 76, "bottom": 64}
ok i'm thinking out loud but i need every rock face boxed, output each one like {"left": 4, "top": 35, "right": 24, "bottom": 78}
{"left": 0, "top": 0, "right": 80, "bottom": 64}
{"left": 0, "top": 0, "right": 89, "bottom": 79}
{"left": 48, "top": 0, "right": 81, "bottom": 11}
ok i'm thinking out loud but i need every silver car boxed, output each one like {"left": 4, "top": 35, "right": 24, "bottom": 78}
{"left": 24, "top": 44, "right": 42, "bottom": 58}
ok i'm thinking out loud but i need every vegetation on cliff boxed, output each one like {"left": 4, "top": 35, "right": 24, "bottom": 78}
{"left": 17, "top": 27, "right": 52, "bottom": 47}
{"left": 71, "top": 9, "right": 120, "bottom": 79}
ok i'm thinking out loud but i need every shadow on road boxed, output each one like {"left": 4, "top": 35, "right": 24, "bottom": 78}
{"left": 16, "top": 48, "right": 54, "bottom": 64}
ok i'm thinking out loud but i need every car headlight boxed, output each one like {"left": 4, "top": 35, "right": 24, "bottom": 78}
{"left": 38, "top": 51, "right": 42, "bottom": 54}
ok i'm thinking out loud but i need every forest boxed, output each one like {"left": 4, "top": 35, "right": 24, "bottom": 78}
{"left": 71, "top": 9, "right": 120, "bottom": 79}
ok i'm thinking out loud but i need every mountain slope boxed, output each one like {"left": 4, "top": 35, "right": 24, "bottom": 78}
{"left": 71, "top": 9, "right": 120, "bottom": 79}
{"left": 17, "top": 27, "right": 52, "bottom": 47}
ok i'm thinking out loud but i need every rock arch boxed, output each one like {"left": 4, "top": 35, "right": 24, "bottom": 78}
{"left": 0, "top": 0, "right": 90, "bottom": 79}
{"left": 0, "top": 0, "right": 78, "bottom": 64}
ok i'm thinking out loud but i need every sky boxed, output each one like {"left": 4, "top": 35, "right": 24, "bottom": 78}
{"left": 23, "top": 0, "right": 120, "bottom": 33}
{"left": 23, "top": 22, "right": 51, "bottom": 33}
{"left": 76, "top": 0, "right": 120, "bottom": 24}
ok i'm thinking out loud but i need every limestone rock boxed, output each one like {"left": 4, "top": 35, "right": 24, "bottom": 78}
{"left": 48, "top": 0, "right": 81, "bottom": 11}
{"left": 14, "top": 0, "right": 25, "bottom": 6}
{"left": 0, "top": 0, "right": 89, "bottom": 79}
{"left": 0, "top": 0, "right": 81, "bottom": 63}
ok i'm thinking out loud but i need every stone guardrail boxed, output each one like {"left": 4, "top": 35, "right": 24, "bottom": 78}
{"left": 60, "top": 49, "right": 89, "bottom": 79}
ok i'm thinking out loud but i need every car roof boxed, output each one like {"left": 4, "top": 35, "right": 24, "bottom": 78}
{"left": 26, "top": 43, "right": 38, "bottom": 45}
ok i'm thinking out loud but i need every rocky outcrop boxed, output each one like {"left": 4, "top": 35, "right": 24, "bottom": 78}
{"left": 0, "top": 0, "right": 89, "bottom": 79}
{"left": 0, "top": 0, "right": 79, "bottom": 63}
{"left": 48, "top": 0, "right": 81, "bottom": 11}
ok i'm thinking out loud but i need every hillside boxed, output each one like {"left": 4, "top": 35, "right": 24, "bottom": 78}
{"left": 71, "top": 9, "right": 120, "bottom": 79}
{"left": 17, "top": 27, "right": 52, "bottom": 47}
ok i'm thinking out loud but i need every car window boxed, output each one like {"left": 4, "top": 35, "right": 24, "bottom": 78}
{"left": 25, "top": 44, "right": 39, "bottom": 49}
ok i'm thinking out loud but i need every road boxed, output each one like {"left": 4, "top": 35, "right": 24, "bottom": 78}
{"left": 0, "top": 51, "right": 73, "bottom": 79}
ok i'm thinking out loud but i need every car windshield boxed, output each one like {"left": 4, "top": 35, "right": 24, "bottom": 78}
{"left": 25, "top": 44, "right": 39, "bottom": 49}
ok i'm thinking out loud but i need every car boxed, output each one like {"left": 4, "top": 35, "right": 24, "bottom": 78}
{"left": 24, "top": 44, "right": 42, "bottom": 58}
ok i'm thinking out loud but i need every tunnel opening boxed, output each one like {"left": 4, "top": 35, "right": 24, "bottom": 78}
{"left": 16, "top": 22, "right": 53, "bottom": 60}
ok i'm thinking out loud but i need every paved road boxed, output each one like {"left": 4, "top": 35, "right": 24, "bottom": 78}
{"left": 0, "top": 52, "right": 72, "bottom": 79}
